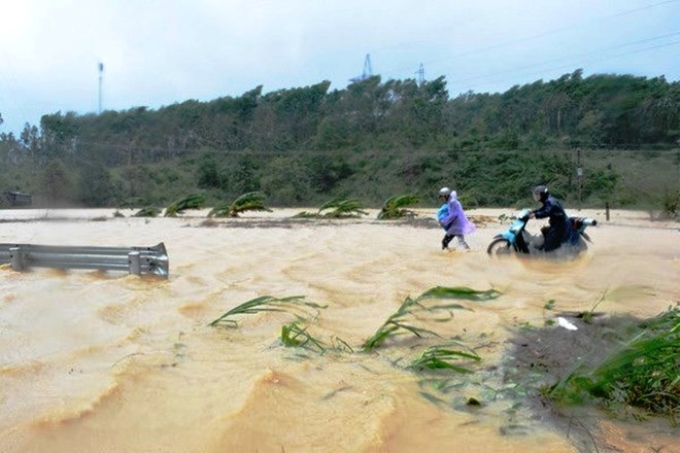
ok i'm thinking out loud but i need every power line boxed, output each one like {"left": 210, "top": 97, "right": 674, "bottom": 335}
{"left": 378, "top": 1, "right": 680, "bottom": 84}
{"left": 447, "top": 33, "right": 680, "bottom": 89}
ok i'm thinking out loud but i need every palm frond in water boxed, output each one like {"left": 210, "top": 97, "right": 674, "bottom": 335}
{"left": 133, "top": 206, "right": 162, "bottom": 217}
{"left": 318, "top": 198, "right": 368, "bottom": 218}
{"left": 164, "top": 194, "right": 206, "bottom": 217}
{"left": 209, "top": 191, "right": 273, "bottom": 218}
{"left": 377, "top": 194, "right": 419, "bottom": 219}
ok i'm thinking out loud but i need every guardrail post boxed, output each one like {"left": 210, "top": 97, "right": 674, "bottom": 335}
{"left": 128, "top": 251, "right": 141, "bottom": 276}
{"left": 10, "top": 247, "right": 24, "bottom": 271}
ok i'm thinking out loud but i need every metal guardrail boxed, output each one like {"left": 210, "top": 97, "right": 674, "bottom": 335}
{"left": 0, "top": 242, "right": 169, "bottom": 278}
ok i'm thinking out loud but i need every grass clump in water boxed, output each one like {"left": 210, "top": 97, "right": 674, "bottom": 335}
{"left": 208, "top": 295, "right": 327, "bottom": 328}
{"left": 280, "top": 321, "right": 335, "bottom": 354}
{"left": 409, "top": 340, "right": 482, "bottom": 373}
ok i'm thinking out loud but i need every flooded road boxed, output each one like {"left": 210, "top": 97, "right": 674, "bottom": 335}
{"left": 1, "top": 208, "right": 678, "bottom": 452}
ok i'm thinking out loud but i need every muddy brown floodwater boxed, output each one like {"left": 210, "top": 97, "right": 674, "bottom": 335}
{"left": 0, "top": 207, "right": 678, "bottom": 453}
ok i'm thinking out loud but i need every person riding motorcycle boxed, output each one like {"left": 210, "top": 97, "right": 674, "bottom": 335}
{"left": 528, "top": 185, "right": 575, "bottom": 252}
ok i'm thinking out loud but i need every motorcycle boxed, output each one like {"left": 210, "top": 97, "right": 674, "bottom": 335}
{"left": 486, "top": 209, "right": 597, "bottom": 257}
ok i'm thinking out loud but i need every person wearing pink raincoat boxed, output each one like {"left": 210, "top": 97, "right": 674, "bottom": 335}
{"left": 436, "top": 187, "right": 476, "bottom": 250}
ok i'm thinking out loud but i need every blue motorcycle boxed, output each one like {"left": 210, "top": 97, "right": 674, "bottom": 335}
{"left": 487, "top": 209, "right": 597, "bottom": 257}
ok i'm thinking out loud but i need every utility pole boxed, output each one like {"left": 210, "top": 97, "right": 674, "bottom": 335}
{"left": 576, "top": 147, "right": 583, "bottom": 211}
{"left": 98, "top": 62, "right": 104, "bottom": 114}
{"left": 349, "top": 54, "right": 373, "bottom": 83}
{"left": 416, "top": 63, "right": 425, "bottom": 85}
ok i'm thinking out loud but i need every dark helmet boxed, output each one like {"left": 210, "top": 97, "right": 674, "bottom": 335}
{"left": 532, "top": 185, "right": 549, "bottom": 201}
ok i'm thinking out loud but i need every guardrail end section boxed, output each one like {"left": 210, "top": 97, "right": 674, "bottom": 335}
{"left": 146, "top": 242, "right": 169, "bottom": 278}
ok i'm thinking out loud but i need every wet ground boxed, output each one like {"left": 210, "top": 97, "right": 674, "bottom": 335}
{"left": 504, "top": 310, "right": 680, "bottom": 453}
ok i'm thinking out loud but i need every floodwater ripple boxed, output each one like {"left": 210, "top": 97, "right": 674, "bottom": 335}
{"left": 0, "top": 208, "right": 678, "bottom": 452}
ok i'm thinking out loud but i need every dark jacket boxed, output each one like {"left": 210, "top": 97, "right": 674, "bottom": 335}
{"left": 532, "top": 195, "right": 568, "bottom": 226}
{"left": 533, "top": 195, "right": 574, "bottom": 251}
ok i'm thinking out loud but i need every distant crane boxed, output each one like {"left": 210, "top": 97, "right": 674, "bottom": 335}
{"left": 349, "top": 54, "right": 373, "bottom": 83}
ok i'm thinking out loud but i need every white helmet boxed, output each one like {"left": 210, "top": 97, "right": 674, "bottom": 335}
{"left": 438, "top": 187, "right": 451, "bottom": 197}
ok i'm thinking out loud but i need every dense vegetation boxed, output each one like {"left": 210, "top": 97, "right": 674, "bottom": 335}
{"left": 1, "top": 69, "right": 679, "bottom": 211}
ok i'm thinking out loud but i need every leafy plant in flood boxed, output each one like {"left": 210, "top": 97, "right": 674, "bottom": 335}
{"left": 409, "top": 340, "right": 482, "bottom": 373}
{"left": 318, "top": 198, "right": 368, "bottom": 218}
{"left": 376, "top": 194, "right": 419, "bottom": 219}
{"left": 362, "top": 286, "right": 501, "bottom": 350}
{"left": 164, "top": 194, "right": 206, "bottom": 217}
{"left": 280, "top": 321, "right": 327, "bottom": 353}
{"left": 579, "top": 289, "right": 608, "bottom": 324}
{"left": 293, "top": 198, "right": 368, "bottom": 219}
{"left": 208, "top": 191, "right": 272, "bottom": 218}
{"left": 330, "top": 336, "right": 355, "bottom": 354}
{"left": 208, "top": 295, "right": 327, "bottom": 328}
{"left": 543, "top": 299, "right": 556, "bottom": 326}
{"left": 133, "top": 206, "right": 162, "bottom": 217}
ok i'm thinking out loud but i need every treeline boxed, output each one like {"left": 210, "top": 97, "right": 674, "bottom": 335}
{"left": 1, "top": 69, "right": 679, "bottom": 209}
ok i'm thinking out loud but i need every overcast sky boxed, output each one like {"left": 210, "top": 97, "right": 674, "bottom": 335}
{"left": 1, "top": 0, "right": 678, "bottom": 136}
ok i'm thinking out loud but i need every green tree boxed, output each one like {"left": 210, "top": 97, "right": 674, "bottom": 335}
{"left": 39, "top": 111, "right": 80, "bottom": 165}
{"left": 41, "top": 159, "right": 73, "bottom": 206}
{"left": 77, "top": 163, "right": 116, "bottom": 206}
{"left": 196, "top": 152, "right": 222, "bottom": 189}
{"left": 227, "top": 151, "right": 260, "bottom": 194}
{"left": 260, "top": 156, "right": 312, "bottom": 204}
{"left": 306, "top": 154, "right": 353, "bottom": 194}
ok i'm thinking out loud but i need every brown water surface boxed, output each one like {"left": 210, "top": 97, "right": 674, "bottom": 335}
{"left": 0, "top": 208, "right": 678, "bottom": 452}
